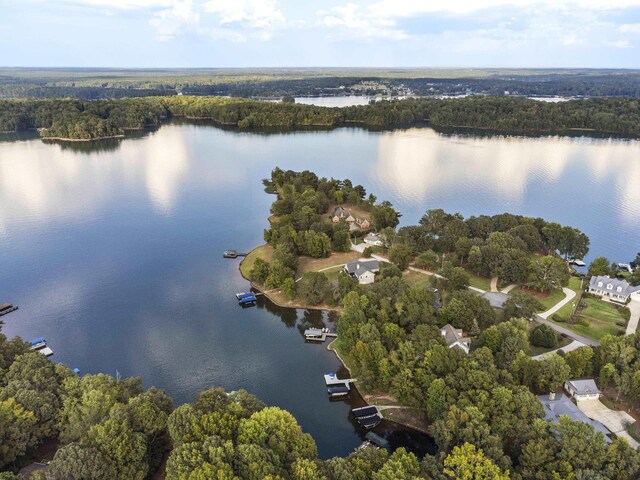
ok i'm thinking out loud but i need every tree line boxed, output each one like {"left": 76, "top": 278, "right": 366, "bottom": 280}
{"left": 1, "top": 95, "right": 639, "bottom": 140}
{"left": 4, "top": 70, "right": 640, "bottom": 99}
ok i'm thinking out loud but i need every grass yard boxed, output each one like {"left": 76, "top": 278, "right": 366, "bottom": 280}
{"left": 553, "top": 277, "right": 585, "bottom": 321}
{"left": 569, "top": 298, "right": 627, "bottom": 340}
{"left": 296, "top": 251, "right": 362, "bottom": 276}
{"left": 467, "top": 272, "right": 492, "bottom": 292}
{"left": 239, "top": 244, "right": 274, "bottom": 279}
{"left": 510, "top": 286, "right": 567, "bottom": 312}
{"left": 403, "top": 270, "right": 434, "bottom": 288}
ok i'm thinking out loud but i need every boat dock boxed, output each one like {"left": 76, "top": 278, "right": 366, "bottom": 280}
{"left": 352, "top": 405, "right": 384, "bottom": 429}
{"left": 324, "top": 372, "right": 356, "bottom": 398}
{"left": 224, "top": 250, "right": 248, "bottom": 259}
{"left": 0, "top": 303, "right": 18, "bottom": 316}
{"left": 236, "top": 292, "right": 258, "bottom": 306}
{"left": 304, "top": 328, "right": 337, "bottom": 342}
{"left": 29, "top": 337, "right": 54, "bottom": 357}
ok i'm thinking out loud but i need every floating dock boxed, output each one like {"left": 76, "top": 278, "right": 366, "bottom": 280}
{"left": 29, "top": 338, "right": 54, "bottom": 357}
{"left": 238, "top": 294, "right": 257, "bottom": 306}
{"left": 324, "top": 373, "right": 355, "bottom": 398}
{"left": 304, "top": 328, "right": 337, "bottom": 342}
{"left": 0, "top": 303, "right": 18, "bottom": 317}
{"left": 352, "top": 405, "right": 383, "bottom": 429}
{"left": 224, "top": 250, "right": 248, "bottom": 259}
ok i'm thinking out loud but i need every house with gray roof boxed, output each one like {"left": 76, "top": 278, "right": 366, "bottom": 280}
{"left": 538, "top": 393, "right": 611, "bottom": 443}
{"left": 344, "top": 260, "right": 380, "bottom": 285}
{"left": 481, "top": 291, "right": 510, "bottom": 310}
{"left": 589, "top": 275, "right": 640, "bottom": 303}
{"left": 440, "top": 324, "right": 470, "bottom": 354}
{"left": 364, "top": 232, "right": 385, "bottom": 247}
{"left": 565, "top": 379, "right": 601, "bottom": 401}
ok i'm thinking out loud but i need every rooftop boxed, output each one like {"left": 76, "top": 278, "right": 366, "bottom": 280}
{"left": 538, "top": 393, "right": 611, "bottom": 441}
{"left": 440, "top": 324, "right": 469, "bottom": 347}
{"left": 589, "top": 275, "right": 640, "bottom": 296}
{"left": 567, "top": 379, "right": 601, "bottom": 396}
{"left": 481, "top": 292, "right": 510, "bottom": 309}
{"left": 345, "top": 260, "right": 380, "bottom": 276}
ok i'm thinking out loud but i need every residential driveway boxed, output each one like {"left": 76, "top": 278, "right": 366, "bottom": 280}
{"left": 578, "top": 399, "right": 639, "bottom": 448}
{"left": 626, "top": 300, "right": 640, "bottom": 336}
{"left": 351, "top": 243, "right": 367, "bottom": 253}
{"left": 539, "top": 287, "right": 576, "bottom": 319}
{"left": 532, "top": 340, "right": 587, "bottom": 360}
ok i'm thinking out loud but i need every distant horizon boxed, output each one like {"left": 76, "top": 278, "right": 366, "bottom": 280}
{"left": 2, "top": 1, "right": 640, "bottom": 68}
{"left": 1, "top": 66, "right": 639, "bottom": 72}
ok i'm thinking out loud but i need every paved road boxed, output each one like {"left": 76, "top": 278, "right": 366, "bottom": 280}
{"left": 490, "top": 276, "right": 498, "bottom": 292}
{"left": 626, "top": 300, "right": 640, "bottom": 336}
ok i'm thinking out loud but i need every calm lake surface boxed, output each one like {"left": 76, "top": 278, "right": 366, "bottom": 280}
{"left": 1, "top": 122, "right": 639, "bottom": 457}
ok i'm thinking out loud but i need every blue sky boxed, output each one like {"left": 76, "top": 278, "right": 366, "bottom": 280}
{"left": 2, "top": 0, "right": 640, "bottom": 67}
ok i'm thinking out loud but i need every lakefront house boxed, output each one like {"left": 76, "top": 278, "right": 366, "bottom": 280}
{"left": 588, "top": 275, "right": 640, "bottom": 303}
{"left": 332, "top": 206, "right": 370, "bottom": 231}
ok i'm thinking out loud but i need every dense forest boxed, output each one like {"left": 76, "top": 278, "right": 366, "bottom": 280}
{"left": 2, "top": 68, "right": 640, "bottom": 99}
{"left": 1, "top": 95, "right": 639, "bottom": 140}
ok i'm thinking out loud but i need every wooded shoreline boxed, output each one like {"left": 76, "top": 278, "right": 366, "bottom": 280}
{"left": 1, "top": 95, "right": 639, "bottom": 141}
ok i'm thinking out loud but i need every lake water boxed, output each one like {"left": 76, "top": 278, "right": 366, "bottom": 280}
{"left": 1, "top": 122, "right": 639, "bottom": 457}
{"left": 295, "top": 96, "right": 377, "bottom": 107}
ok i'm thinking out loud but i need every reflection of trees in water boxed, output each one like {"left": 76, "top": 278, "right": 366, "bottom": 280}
{"left": 50, "top": 127, "right": 162, "bottom": 154}
{"left": 255, "top": 296, "right": 298, "bottom": 327}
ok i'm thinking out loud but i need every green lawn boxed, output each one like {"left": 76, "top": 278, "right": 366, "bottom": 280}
{"left": 568, "top": 298, "right": 627, "bottom": 340}
{"left": 553, "top": 277, "right": 585, "bottom": 321}
{"left": 510, "top": 286, "right": 567, "bottom": 312}
{"left": 403, "top": 271, "right": 434, "bottom": 288}
{"left": 466, "top": 272, "right": 492, "bottom": 291}
{"left": 239, "top": 244, "right": 274, "bottom": 279}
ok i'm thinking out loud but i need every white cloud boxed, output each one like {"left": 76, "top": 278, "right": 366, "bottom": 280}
{"left": 319, "top": 3, "right": 409, "bottom": 41}
{"left": 67, "top": 0, "right": 173, "bottom": 9}
{"left": 620, "top": 23, "right": 640, "bottom": 33}
{"left": 203, "top": 0, "right": 285, "bottom": 29}
{"left": 365, "top": 0, "right": 640, "bottom": 17}
{"left": 150, "top": 0, "right": 200, "bottom": 40}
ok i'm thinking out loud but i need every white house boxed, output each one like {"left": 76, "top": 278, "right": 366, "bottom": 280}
{"left": 564, "top": 379, "right": 601, "bottom": 401}
{"left": 363, "top": 232, "right": 384, "bottom": 247}
{"left": 589, "top": 276, "right": 640, "bottom": 303}
{"left": 344, "top": 260, "right": 380, "bottom": 285}
{"left": 440, "top": 324, "right": 470, "bottom": 354}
